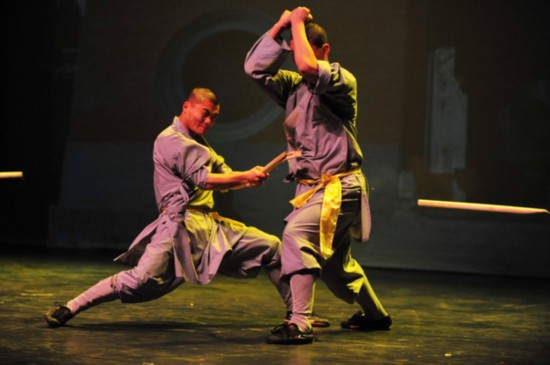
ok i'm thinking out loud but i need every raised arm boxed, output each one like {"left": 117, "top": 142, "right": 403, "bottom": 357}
{"left": 267, "top": 10, "right": 292, "bottom": 40}
{"left": 289, "top": 7, "right": 318, "bottom": 84}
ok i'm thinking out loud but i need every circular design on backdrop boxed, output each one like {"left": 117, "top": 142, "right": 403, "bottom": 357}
{"left": 156, "top": 9, "right": 282, "bottom": 142}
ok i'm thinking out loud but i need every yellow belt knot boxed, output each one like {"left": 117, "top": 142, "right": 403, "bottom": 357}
{"left": 289, "top": 168, "right": 361, "bottom": 258}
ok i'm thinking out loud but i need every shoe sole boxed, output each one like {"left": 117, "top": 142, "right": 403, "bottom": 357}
{"left": 266, "top": 336, "right": 314, "bottom": 345}
{"left": 311, "top": 320, "right": 330, "bottom": 328}
{"left": 44, "top": 314, "right": 64, "bottom": 328}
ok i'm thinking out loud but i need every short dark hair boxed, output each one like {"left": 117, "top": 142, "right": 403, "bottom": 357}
{"left": 306, "top": 22, "right": 328, "bottom": 48}
{"left": 187, "top": 87, "right": 219, "bottom": 106}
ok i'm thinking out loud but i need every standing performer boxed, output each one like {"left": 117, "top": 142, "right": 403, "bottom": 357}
{"left": 244, "top": 7, "right": 391, "bottom": 344}
{"left": 44, "top": 88, "right": 292, "bottom": 327}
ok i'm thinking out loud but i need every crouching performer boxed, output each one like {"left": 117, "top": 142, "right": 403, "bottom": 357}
{"left": 44, "top": 87, "right": 291, "bottom": 327}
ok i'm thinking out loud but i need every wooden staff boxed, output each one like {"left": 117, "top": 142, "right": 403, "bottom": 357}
{"left": 262, "top": 151, "right": 302, "bottom": 173}
{"left": 417, "top": 199, "right": 549, "bottom": 214}
{"left": 0, "top": 171, "right": 24, "bottom": 179}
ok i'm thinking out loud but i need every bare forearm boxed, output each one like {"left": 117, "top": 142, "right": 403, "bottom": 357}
{"left": 291, "top": 21, "right": 318, "bottom": 76}
{"left": 204, "top": 172, "right": 250, "bottom": 190}
{"left": 267, "top": 23, "right": 286, "bottom": 40}
{"left": 267, "top": 10, "right": 291, "bottom": 40}
{"left": 204, "top": 168, "right": 266, "bottom": 190}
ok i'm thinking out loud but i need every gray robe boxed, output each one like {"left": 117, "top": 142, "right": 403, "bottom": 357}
{"left": 115, "top": 118, "right": 269, "bottom": 291}
{"left": 244, "top": 33, "right": 372, "bottom": 303}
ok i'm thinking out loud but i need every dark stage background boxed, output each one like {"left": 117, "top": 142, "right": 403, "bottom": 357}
{"left": 2, "top": 0, "right": 549, "bottom": 277}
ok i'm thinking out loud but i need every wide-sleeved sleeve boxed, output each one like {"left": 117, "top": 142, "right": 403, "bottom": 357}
{"left": 244, "top": 33, "right": 301, "bottom": 107}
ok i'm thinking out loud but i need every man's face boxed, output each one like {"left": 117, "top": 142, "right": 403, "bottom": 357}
{"left": 181, "top": 99, "right": 220, "bottom": 137}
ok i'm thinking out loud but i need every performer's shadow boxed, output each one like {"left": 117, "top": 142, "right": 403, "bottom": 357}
{"left": 69, "top": 320, "right": 267, "bottom": 345}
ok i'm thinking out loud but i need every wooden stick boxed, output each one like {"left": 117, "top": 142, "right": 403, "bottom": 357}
{"left": 0, "top": 171, "right": 24, "bottom": 179}
{"left": 232, "top": 151, "right": 302, "bottom": 190}
{"left": 262, "top": 151, "right": 302, "bottom": 173}
{"left": 417, "top": 199, "right": 549, "bottom": 214}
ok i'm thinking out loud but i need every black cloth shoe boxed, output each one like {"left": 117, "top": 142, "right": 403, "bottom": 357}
{"left": 285, "top": 311, "right": 330, "bottom": 328}
{"left": 340, "top": 311, "right": 392, "bottom": 331}
{"left": 267, "top": 323, "right": 314, "bottom": 345}
{"left": 44, "top": 302, "right": 74, "bottom": 328}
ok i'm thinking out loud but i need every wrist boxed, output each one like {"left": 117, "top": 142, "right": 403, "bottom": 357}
{"left": 290, "top": 16, "right": 304, "bottom": 25}
{"left": 274, "top": 22, "right": 288, "bottom": 34}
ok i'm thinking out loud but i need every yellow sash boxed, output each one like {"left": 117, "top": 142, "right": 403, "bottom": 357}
{"left": 289, "top": 168, "right": 361, "bottom": 258}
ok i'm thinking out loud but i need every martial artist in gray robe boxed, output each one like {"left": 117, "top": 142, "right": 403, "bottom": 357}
{"left": 45, "top": 90, "right": 291, "bottom": 323}
{"left": 244, "top": 13, "right": 389, "bottom": 338}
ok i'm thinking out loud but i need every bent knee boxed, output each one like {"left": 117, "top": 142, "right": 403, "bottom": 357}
{"left": 248, "top": 227, "right": 281, "bottom": 250}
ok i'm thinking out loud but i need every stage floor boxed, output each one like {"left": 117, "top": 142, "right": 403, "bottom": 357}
{"left": 1, "top": 247, "right": 549, "bottom": 364}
